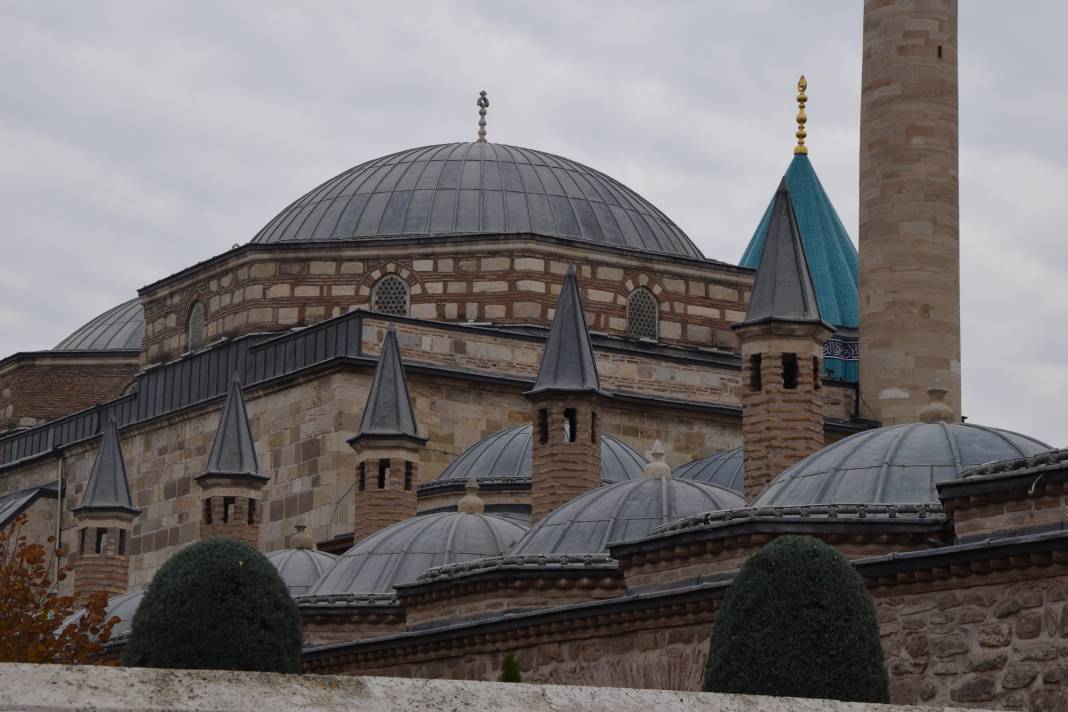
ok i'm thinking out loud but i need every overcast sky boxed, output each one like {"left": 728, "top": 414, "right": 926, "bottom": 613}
{"left": 1, "top": 1, "right": 1065, "bottom": 447}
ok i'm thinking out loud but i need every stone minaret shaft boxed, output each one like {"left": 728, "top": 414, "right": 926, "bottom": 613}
{"left": 859, "top": 0, "right": 960, "bottom": 425}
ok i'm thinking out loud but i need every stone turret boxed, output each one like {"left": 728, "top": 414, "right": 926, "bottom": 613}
{"left": 72, "top": 418, "right": 138, "bottom": 607}
{"left": 349, "top": 325, "right": 425, "bottom": 544}
{"left": 527, "top": 265, "right": 602, "bottom": 523}
{"left": 196, "top": 374, "right": 268, "bottom": 547}
{"left": 859, "top": 0, "right": 960, "bottom": 424}
{"left": 734, "top": 179, "right": 833, "bottom": 502}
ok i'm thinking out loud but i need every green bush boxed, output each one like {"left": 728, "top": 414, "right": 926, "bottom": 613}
{"left": 122, "top": 537, "right": 302, "bottom": 673}
{"left": 703, "top": 535, "right": 888, "bottom": 703}
{"left": 499, "top": 652, "right": 522, "bottom": 682}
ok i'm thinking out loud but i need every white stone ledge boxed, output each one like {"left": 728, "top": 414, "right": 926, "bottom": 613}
{"left": 0, "top": 663, "right": 987, "bottom": 712}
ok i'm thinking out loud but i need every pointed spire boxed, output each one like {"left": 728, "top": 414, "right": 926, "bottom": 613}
{"left": 529, "top": 265, "right": 600, "bottom": 394}
{"left": 201, "top": 374, "right": 266, "bottom": 481}
{"left": 738, "top": 180, "right": 829, "bottom": 327}
{"left": 74, "top": 418, "right": 137, "bottom": 515}
{"left": 353, "top": 325, "right": 425, "bottom": 442}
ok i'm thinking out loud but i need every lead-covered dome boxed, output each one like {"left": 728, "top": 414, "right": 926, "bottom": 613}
{"left": 252, "top": 142, "right": 703, "bottom": 259}
{"left": 265, "top": 548, "right": 338, "bottom": 596}
{"left": 509, "top": 478, "right": 744, "bottom": 556}
{"left": 674, "top": 447, "right": 745, "bottom": 495}
{"left": 307, "top": 511, "right": 527, "bottom": 597}
{"left": 754, "top": 422, "right": 1051, "bottom": 508}
{"left": 435, "top": 424, "right": 646, "bottom": 485}
{"left": 55, "top": 298, "right": 144, "bottom": 351}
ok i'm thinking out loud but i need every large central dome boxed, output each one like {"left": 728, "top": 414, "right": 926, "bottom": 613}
{"left": 252, "top": 142, "right": 703, "bottom": 259}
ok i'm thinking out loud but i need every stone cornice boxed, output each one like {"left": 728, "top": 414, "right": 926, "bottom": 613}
{"left": 938, "top": 450, "right": 1068, "bottom": 510}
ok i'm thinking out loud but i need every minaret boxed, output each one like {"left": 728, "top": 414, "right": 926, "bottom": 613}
{"left": 71, "top": 418, "right": 138, "bottom": 607}
{"left": 527, "top": 265, "right": 602, "bottom": 523}
{"left": 859, "top": 0, "right": 960, "bottom": 425}
{"left": 733, "top": 180, "right": 833, "bottom": 502}
{"left": 349, "top": 325, "right": 425, "bottom": 543}
{"left": 196, "top": 375, "right": 268, "bottom": 547}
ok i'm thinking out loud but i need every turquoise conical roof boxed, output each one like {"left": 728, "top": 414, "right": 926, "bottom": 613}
{"left": 740, "top": 154, "right": 858, "bottom": 329}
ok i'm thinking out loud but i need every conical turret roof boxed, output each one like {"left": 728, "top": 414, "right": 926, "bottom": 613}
{"left": 529, "top": 265, "right": 600, "bottom": 394}
{"left": 741, "top": 155, "right": 858, "bottom": 328}
{"left": 352, "top": 326, "right": 424, "bottom": 442}
{"left": 738, "top": 178, "right": 829, "bottom": 328}
{"left": 199, "top": 374, "right": 266, "bottom": 482}
{"left": 74, "top": 418, "right": 138, "bottom": 515}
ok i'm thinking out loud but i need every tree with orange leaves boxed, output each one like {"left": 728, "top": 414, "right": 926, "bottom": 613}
{"left": 0, "top": 513, "right": 117, "bottom": 663}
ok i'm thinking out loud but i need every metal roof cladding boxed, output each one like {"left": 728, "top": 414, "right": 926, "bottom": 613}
{"left": 740, "top": 154, "right": 859, "bottom": 329}
{"left": 435, "top": 424, "right": 646, "bottom": 485}
{"left": 73, "top": 418, "right": 138, "bottom": 515}
{"left": 674, "top": 447, "right": 745, "bottom": 495}
{"left": 54, "top": 298, "right": 144, "bottom": 351}
{"left": 508, "top": 478, "right": 745, "bottom": 557}
{"left": 265, "top": 548, "right": 339, "bottom": 596}
{"left": 251, "top": 142, "right": 704, "bottom": 259}
{"left": 307, "top": 511, "right": 528, "bottom": 596}
{"left": 754, "top": 422, "right": 1052, "bottom": 508}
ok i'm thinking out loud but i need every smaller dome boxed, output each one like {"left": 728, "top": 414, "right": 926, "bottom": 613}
{"left": 435, "top": 424, "right": 645, "bottom": 484}
{"left": 755, "top": 422, "right": 1051, "bottom": 508}
{"left": 264, "top": 548, "right": 338, "bottom": 596}
{"left": 509, "top": 478, "right": 744, "bottom": 556}
{"left": 674, "top": 448, "right": 744, "bottom": 494}
{"left": 308, "top": 511, "right": 528, "bottom": 597}
{"left": 99, "top": 589, "right": 145, "bottom": 641}
{"left": 55, "top": 298, "right": 144, "bottom": 351}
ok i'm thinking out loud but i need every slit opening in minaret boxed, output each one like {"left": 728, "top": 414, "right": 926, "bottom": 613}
{"left": 782, "top": 353, "right": 799, "bottom": 390}
{"left": 358, "top": 462, "right": 366, "bottom": 491}
{"left": 95, "top": 528, "right": 106, "bottom": 554}
{"left": 537, "top": 409, "right": 548, "bottom": 444}
{"left": 564, "top": 409, "right": 577, "bottom": 443}
{"left": 813, "top": 356, "right": 822, "bottom": 390}
{"left": 404, "top": 461, "right": 413, "bottom": 491}
{"left": 203, "top": 499, "right": 213, "bottom": 524}
{"left": 248, "top": 498, "right": 256, "bottom": 525}
{"left": 118, "top": 529, "right": 126, "bottom": 556}
{"left": 590, "top": 412, "right": 597, "bottom": 444}
{"left": 749, "top": 355, "right": 762, "bottom": 391}
{"left": 79, "top": 528, "right": 86, "bottom": 555}
{"left": 938, "top": 45, "right": 943, "bottom": 59}
{"left": 223, "top": 496, "right": 236, "bottom": 524}
{"left": 378, "top": 459, "right": 388, "bottom": 489}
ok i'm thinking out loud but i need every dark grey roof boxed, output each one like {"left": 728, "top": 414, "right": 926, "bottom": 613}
{"left": 434, "top": 424, "right": 645, "bottom": 485}
{"left": 251, "top": 142, "right": 703, "bottom": 260}
{"left": 74, "top": 418, "right": 137, "bottom": 515}
{"left": 265, "top": 548, "right": 339, "bottom": 596}
{"left": 754, "top": 422, "right": 1052, "bottom": 508}
{"left": 674, "top": 447, "right": 745, "bottom": 494}
{"left": 0, "top": 482, "right": 58, "bottom": 529}
{"left": 200, "top": 375, "right": 265, "bottom": 481}
{"left": 508, "top": 478, "right": 744, "bottom": 556}
{"left": 55, "top": 298, "right": 144, "bottom": 351}
{"left": 353, "top": 327, "right": 423, "bottom": 442}
{"left": 738, "top": 179, "right": 825, "bottom": 326}
{"left": 529, "top": 265, "right": 599, "bottom": 394}
{"left": 307, "top": 511, "right": 528, "bottom": 597}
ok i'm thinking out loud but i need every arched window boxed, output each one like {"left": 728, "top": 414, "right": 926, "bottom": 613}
{"left": 372, "top": 275, "right": 410, "bottom": 316}
{"left": 187, "top": 302, "right": 205, "bottom": 350}
{"left": 626, "top": 288, "right": 658, "bottom": 340}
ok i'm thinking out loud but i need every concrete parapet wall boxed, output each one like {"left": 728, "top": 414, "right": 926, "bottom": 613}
{"left": 0, "top": 663, "right": 985, "bottom": 712}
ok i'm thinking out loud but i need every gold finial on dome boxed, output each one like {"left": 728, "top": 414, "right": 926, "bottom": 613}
{"left": 794, "top": 75, "right": 808, "bottom": 155}
{"left": 457, "top": 474, "right": 485, "bottom": 513}
{"left": 643, "top": 440, "right": 672, "bottom": 480}
{"left": 918, "top": 378, "right": 955, "bottom": 424}
{"left": 476, "top": 90, "right": 489, "bottom": 143}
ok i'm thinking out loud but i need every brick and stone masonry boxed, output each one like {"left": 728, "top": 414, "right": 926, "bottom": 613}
{"left": 351, "top": 443, "right": 419, "bottom": 544}
{"left": 72, "top": 515, "right": 133, "bottom": 608}
{"left": 859, "top": 0, "right": 961, "bottom": 424}
{"left": 529, "top": 392, "right": 602, "bottom": 523}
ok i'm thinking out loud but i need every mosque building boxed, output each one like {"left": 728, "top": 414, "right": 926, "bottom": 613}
{"left": 2, "top": 1, "right": 1066, "bottom": 709}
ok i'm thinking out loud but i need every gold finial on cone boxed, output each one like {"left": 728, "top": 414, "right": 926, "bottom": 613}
{"left": 794, "top": 75, "right": 808, "bottom": 155}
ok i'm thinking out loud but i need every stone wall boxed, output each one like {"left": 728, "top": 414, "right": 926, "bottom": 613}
{"left": 0, "top": 663, "right": 989, "bottom": 712}
{"left": 0, "top": 354, "right": 138, "bottom": 432}
{"left": 139, "top": 239, "right": 752, "bottom": 365}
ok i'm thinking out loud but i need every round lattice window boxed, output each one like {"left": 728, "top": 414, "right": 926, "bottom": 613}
{"left": 626, "top": 288, "right": 658, "bottom": 340}
{"left": 372, "top": 275, "right": 410, "bottom": 316}
{"left": 187, "top": 302, "right": 205, "bottom": 350}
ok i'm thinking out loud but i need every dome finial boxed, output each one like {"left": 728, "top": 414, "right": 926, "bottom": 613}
{"left": 291, "top": 520, "right": 315, "bottom": 550}
{"left": 476, "top": 90, "right": 489, "bottom": 143}
{"left": 919, "top": 378, "right": 955, "bottom": 424}
{"left": 794, "top": 75, "right": 808, "bottom": 155}
{"left": 457, "top": 474, "right": 485, "bottom": 513}
{"left": 643, "top": 440, "right": 672, "bottom": 480}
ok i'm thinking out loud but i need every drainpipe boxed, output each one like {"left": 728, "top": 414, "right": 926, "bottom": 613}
{"left": 53, "top": 446, "right": 64, "bottom": 588}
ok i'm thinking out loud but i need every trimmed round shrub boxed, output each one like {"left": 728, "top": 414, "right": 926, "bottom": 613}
{"left": 122, "top": 537, "right": 302, "bottom": 673}
{"left": 703, "top": 535, "right": 889, "bottom": 703}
